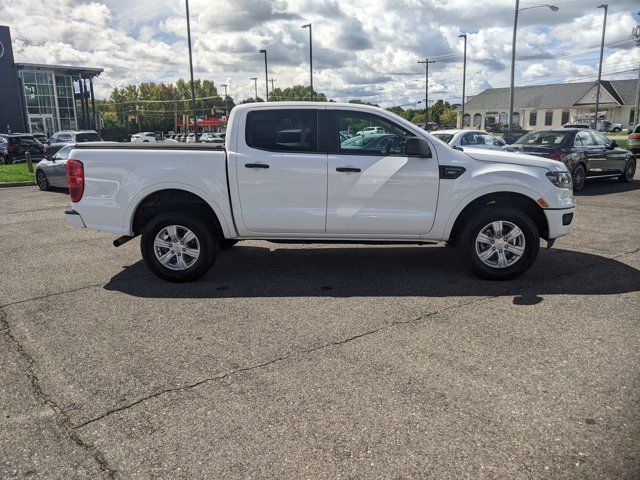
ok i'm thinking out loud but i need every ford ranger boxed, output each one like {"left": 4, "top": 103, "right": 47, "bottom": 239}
{"left": 64, "top": 102, "right": 575, "bottom": 282}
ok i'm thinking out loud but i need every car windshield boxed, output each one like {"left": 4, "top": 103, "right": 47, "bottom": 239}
{"left": 76, "top": 133, "right": 102, "bottom": 142}
{"left": 431, "top": 133, "right": 454, "bottom": 143}
{"left": 515, "top": 131, "right": 568, "bottom": 145}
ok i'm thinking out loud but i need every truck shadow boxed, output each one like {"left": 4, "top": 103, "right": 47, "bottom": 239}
{"left": 104, "top": 245, "right": 640, "bottom": 303}
{"left": 575, "top": 178, "right": 640, "bottom": 196}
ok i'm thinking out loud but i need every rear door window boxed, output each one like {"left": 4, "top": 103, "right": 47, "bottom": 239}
{"left": 575, "top": 131, "right": 595, "bottom": 147}
{"left": 245, "top": 109, "right": 318, "bottom": 152}
{"left": 76, "top": 133, "right": 102, "bottom": 142}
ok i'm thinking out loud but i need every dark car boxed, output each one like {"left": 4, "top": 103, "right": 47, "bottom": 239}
{"left": 504, "top": 129, "right": 636, "bottom": 191}
{"left": 45, "top": 130, "right": 102, "bottom": 156}
{"left": 0, "top": 134, "right": 45, "bottom": 163}
{"left": 31, "top": 132, "right": 49, "bottom": 144}
{"left": 0, "top": 138, "right": 8, "bottom": 164}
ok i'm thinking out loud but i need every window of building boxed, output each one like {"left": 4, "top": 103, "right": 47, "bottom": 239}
{"left": 245, "top": 109, "right": 318, "bottom": 152}
{"left": 55, "top": 75, "right": 77, "bottom": 131}
{"left": 463, "top": 114, "right": 470, "bottom": 127}
{"left": 499, "top": 112, "right": 508, "bottom": 125}
{"left": 512, "top": 112, "right": 520, "bottom": 127}
{"left": 545, "top": 111, "right": 553, "bottom": 126}
{"left": 529, "top": 111, "right": 537, "bottom": 126}
{"left": 561, "top": 111, "right": 570, "bottom": 125}
{"left": 473, "top": 113, "right": 482, "bottom": 127}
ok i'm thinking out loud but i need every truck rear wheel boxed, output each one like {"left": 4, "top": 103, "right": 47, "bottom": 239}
{"left": 141, "top": 212, "right": 218, "bottom": 282}
{"left": 458, "top": 207, "right": 539, "bottom": 280}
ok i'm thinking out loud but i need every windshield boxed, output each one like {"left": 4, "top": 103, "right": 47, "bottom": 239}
{"left": 431, "top": 133, "right": 454, "bottom": 143}
{"left": 76, "top": 133, "right": 102, "bottom": 142}
{"left": 515, "top": 131, "right": 568, "bottom": 146}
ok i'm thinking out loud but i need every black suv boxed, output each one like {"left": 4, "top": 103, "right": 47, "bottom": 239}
{"left": 45, "top": 130, "right": 103, "bottom": 156}
{"left": 0, "top": 134, "right": 45, "bottom": 164}
{"left": 504, "top": 128, "right": 636, "bottom": 191}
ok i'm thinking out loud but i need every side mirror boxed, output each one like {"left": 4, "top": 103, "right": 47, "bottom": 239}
{"left": 609, "top": 140, "right": 618, "bottom": 149}
{"left": 497, "top": 139, "right": 506, "bottom": 146}
{"left": 406, "top": 137, "right": 431, "bottom": 158}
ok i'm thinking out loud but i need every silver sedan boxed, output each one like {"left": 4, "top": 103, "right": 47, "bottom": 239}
{"left": 35, "top": 144, "right": 74, "bottom": 190}
{"left": 430, "top": 129, "right": 505, "bottom": 150}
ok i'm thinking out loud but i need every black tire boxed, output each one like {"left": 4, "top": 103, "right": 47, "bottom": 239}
{"left": 219, "top": 239, "right": 239, "bottom": 249}
{"left": 457, "top": 207, "right": 540, "bottom": 280}
{"left": 0, "top": 154, "right": 6, "bottom": 165}
{"left": 619, "top": 158, "right": 636, "bottom": 183}
{"left": 572, "top": 163, "right": 586, "bottom": 192}
{"left": 35, "top": 169, "right": 51, "bottom": 191}
{"left": 140, "top": 212, "right": 218, "bottom": 282}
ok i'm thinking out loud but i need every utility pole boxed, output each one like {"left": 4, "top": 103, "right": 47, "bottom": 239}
{"left": 185, "top": 0, "right": 198, "bottom": 133}
{"left": 459, "top": 34, "right": 467, "bottom": 128}
{"left": 594, "top": 4, "right": 608, "bottom": 130}
{"left": 302, "top": 23, "right": 313, "bottom": 100}
{"left": 250, "top": 77, "right": 258, "bottom": 101}
{"left": 417, "top": 58, "right": 435, "bottom": 123}
{"left": 633, "top": 14, "right": 640, "bottom": 126}
{"left": 221, "top": 83, "right": 228, "bottom": 116}
{"left": 174, "top": 101, "right": 178, "bottom": 133}
{"left": 269, "top": 78, "right": 276, "bottom": 98}
{"left": 259, "top": 49, "right": 269, "bottom": 101}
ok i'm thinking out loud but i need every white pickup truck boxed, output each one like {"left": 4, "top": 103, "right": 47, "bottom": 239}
{"left": 65, "top": 102, "right": 575, "bottom": 282}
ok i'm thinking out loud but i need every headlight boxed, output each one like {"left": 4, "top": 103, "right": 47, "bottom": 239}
{"left": 546, "top": 171, "right": 572, "bottom": 189}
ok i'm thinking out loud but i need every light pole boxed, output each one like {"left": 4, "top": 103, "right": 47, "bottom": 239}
{"left": 417, "top": 58, "right": 435, "bottom": 123}
{"left": 593, "top": 4, "right": 608, "bottom": 130}
{"left": 220, "top": 83, "right": 228, "bottom": 117}
{"left": 270, "top": 78, "right": 277, "bottom": 97}
{"left": 259, "top": 49, "right": 269, "bottom": 101}
{"left": 185, "top": 0, "right": 198, "bottom": 133}
{"left": 301, "top": 23, "right": 313, "bottom": 100}
{"left": 509, "top": 1, "right": 559, "bottom": 130}
{"left": 458, "top": 34, "right": 467, "bottom": 128}
{"left": 632, "top": 13, "right": 640, "bottom": 126}
{"left": 250, "top": 77, "right": 258, "bottom": 101}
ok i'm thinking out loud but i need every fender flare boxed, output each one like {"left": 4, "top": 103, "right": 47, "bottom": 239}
{"left": 124, "top": 182, "right": 233, "bottom": 238}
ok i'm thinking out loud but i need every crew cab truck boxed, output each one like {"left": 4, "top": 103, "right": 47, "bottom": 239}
{"left": 65, "top": 102, "right": 576, "bottom": 282}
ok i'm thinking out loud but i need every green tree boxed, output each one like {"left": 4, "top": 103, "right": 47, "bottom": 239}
{"left": 268, "top": 85, "right": 327, "bottom": 101}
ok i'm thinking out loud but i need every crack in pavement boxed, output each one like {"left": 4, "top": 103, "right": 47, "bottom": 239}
{"left": 0, "top": 308, "right": 118, "bottom": 479}
{"left": 71, "top": 245, "right": 640, "bottom": 429}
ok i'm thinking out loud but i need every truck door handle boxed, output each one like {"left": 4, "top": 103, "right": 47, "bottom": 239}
{"left": 245, "top": 163, "right": 269, "bottom": 169}
{"left": 336, "top": 167, "right": 361, "bottom": 173}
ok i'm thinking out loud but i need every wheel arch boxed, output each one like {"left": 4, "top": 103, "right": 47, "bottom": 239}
{"left": 447, "top": 191, "right": 549, "bottom": 243}
{"left": 129, "top": 187, "right": 230, "bottom": 238}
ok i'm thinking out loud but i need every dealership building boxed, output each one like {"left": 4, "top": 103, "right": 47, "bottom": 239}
{"left": 0, "top": 25, "right": 103, "bottom": 137}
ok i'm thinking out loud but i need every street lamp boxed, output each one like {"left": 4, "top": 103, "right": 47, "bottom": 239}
{"left": 417, "top": 58, "right": 435, "bottom": 123}
{"left": 259, "top": 49, "right": 268, "bottom": 101}
{"left": 250, "top": 77, "right": 258, "bottom": 101}
{"left": 301, "top": 23, "right": 313, "bottom": 100}
{"left": 220, "top": 83, "right": 228, "bottom": 117}
{"left": 593, "top": 4, "right": 608, "bottom": 130}
{"left": 508, "top": 1, "right": 559, "bottom": 130}
{"left": 185, "top": 0, "right": 198, "bottom": 133}
{"left": 458, "top": 34, "right": 467, "bottom": 128}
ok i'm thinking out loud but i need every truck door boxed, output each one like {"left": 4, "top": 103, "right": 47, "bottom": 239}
{"left": 233, "top": 108, "right": 328, "bottom": 234}
{"left": 326, "top": 110, "right": 439, "bottom": 236}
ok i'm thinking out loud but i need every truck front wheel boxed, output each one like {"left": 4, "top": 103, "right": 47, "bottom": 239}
{"left": 141, "top": 213, "right": 218, "bottom": 282}
{"left": 458, "top": 207, "right": 540, "bottom": 280}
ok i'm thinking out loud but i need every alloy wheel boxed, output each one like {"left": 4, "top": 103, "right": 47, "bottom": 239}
{"left": 153, "top": 225, "right": 201, "bottom": 271}
{"left": 625, "top": 160, "right": 636, "bottom": 181}
{"left": 572, "top": 165, "right": 585, "bottom": 191}
{"left": 36, "top": 170, "right": 49, "bottom": 190}
{"left": 475, "top": 220, "right": 526, "bottom": 269}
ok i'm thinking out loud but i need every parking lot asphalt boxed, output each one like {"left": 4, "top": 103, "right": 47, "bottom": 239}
{"left": 1, "top": 179, "right": 639, "bottom": 479}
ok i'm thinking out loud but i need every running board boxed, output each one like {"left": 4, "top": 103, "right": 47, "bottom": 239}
{"left": 113, "top": 235, "right": 135, "bottom": 247}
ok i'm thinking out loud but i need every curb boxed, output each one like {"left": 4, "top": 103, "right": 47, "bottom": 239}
{"left": 0, "top": 182, "right": 35, "bottom": 188}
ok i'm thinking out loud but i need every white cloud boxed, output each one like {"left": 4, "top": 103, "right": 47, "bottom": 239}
{"left": 1, "top": 0, "right": 638, "bottom": 105}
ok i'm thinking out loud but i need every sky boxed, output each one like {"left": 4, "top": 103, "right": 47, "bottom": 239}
{"left": 1, "top": 0, "right": 639, "bottom": 107}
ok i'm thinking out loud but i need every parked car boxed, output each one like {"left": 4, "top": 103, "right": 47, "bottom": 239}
{"left": 131, "top": 132, "right": 159, "bottom": 143}
{"left": 504, "top": 129, "right": 636, "bottom": 191}
{"left": 430, "top": 129, "right": 505, "bottom": 150}
{"left": 31, "top": 132, "right": 49, "bottom": 144}
{"left": 45, "top": 130, "right": 102, "bottom": 156}
{"left": 0, "top": 134, "right": 45, "bottom": 163}
{"left": 0, "top": 137, "right": 9, "bottom": 164}
{"left": 66, "top": 102, "right": 576, "bottom": 282}
{"left": 356, "top": 126, "right": 385, "bottom": 136}
{"left": 598, "top": 121, "right": 622, "bottom": 132}
{"left": 563, "top": 123, "right": 590, "bottom": 129}
{"left": 628, "top": 124, "right": 640, "bottom": 154}
{"left": 200, "top": 132, "right": 225, "bottom": 147}
{"left": 34, "top": 144, "right": 74, "bottom": 190}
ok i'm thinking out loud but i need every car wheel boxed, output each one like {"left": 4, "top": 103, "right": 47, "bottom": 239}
{"left": 35, "top": 169, "right": 51, "bottom": 191}
{"left": 572, "top": 164, "right": 586, "bottom": 192}
{"left": 620, "top": 158, "right": 636, "bottom": 183}
{"left": 141, "top": 213, "right": 218, "bottom": 282}
{"left": 219, "top": 239, "right": 239, "bottom": 249}
{"left": 0, "top": 154, "right": 6, "bottom": 165}
{"left": 458, "top": 207, "right": 540, "bottom": 280}
{"left": 613, "top": 127, "right": 621, "bottom": 132}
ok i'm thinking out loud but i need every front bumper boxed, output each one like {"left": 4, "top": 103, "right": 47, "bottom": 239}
{"left": 65, "top": 209, "right": 86, "bottom": 228}
{"left": 544, "top": 206, "right": 575, "bottom": 239}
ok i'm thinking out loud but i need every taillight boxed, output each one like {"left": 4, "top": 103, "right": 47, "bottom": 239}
{"left": 7, "top": 145, "right": 17, "bottom": 151}
{"left": 630, "top": 134, "right": 640, "bottom": 140}
{"left": 66, "top": 159, "right": 84, "bottom": 202}
{"left": 547, "top": 150, "right": 563, "bottom": 161}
